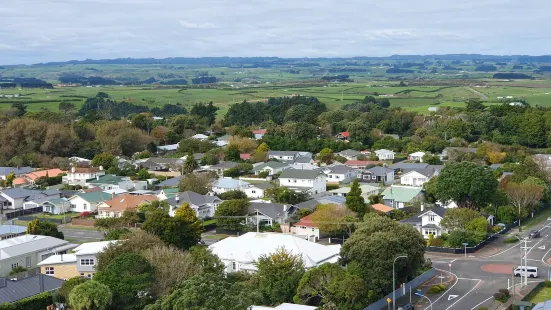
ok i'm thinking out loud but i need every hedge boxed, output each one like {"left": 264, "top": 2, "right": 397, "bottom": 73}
{"left": 0, "top": 292, "right": 52, "bottom": 310}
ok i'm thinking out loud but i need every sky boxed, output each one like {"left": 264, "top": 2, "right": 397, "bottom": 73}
{"left": 1, "top": 0, "right": 550, "bottom": 64}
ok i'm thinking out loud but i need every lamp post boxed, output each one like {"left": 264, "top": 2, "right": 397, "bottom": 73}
{"left": 393, "top": 255, "right": 408, "bottom": 310}
{"left": 415, "top": 292, "right": 433, "bottom": 310}
{"left": 463, "top": 242, "right": 469, "bottom": 257}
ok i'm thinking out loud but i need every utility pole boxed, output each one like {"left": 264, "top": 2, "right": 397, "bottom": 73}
{"left": 256, "top": 209, "right": 259, "bottom": 233}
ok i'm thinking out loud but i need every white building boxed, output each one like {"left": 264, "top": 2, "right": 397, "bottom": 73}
{"left": 252, "top": 162, "right": 290, "bottom": 176}
{"left": 323, "top": 165, "right": 358, "bottom": 184}
{"left": 86, "top": 175, "right": 134, "bottom": 191}
{"left": 166, "top": 191, "right": 222, "bottom": 219}
{"left": 400, "top": 168, "right": 438, "bottom": 187}
{"left": 267, "top": 151, "right": 300, "bottom": 162}
{"left": 63, "top": 167, "right": 106, "bottom": 186}
{"left": 374, "top": 149, "right": 396, "bottom": 161}
{"left": 68, "top": 192, "right": 114, "bottom": 213}
{"left": 209, "top": 232, "right": 341, "bottom": 273}
{"left": 279, "top": 169, "right": 326, "bottom": 195}
{"left": 212, "top": 178, "right": 251, "bottom": 194}
{"left": 191, "top": 134, "right": 209, "bottom": 141}
{"left": 294, "top": 215, "right": 320, "bottom": 242}
{"left": 408, "top": 151, "right": 426, "bottom": 162}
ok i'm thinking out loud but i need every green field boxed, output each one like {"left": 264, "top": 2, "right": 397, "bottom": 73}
{"left": 529, "top": 286, "right": 551, "bottom": 304}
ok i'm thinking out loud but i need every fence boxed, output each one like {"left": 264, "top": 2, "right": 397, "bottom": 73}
{"left": 18, "top": 216, "right": 64, "bottom": 224}
{"left": 363, "top": 268, "right": 436, "bottom": 310}
{"left": 5, "top": 207, "right": 43, "bottom": 220}
{"left": 425, "top": 229, "right": 502, "bottom": 254}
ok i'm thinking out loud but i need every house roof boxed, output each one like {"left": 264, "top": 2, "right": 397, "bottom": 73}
{"left": 72, "top": 240, "right": 118, "bottom": 255}
{"left": 37, "top": 254, "right": 77, "bottom": 266}
{"left": 252, "top": 129, "right": 267, "bottom": 135}
{"left": 268, "top": 151, "right": 299, "bottom": 157}
{"left": 249, "top": 202, "right": 288, "bottom": 219}
{"left": 0, "top": 235, "right": 76, "bottom": 259}
{"left": 0, "top": 188, "right": 42, "bottom": 200}
{"left": 210, "top": 161, "right": 239, "bottom": 169}
{"left": 0, "top": 167, "right": 33, "bottom": 176}
{"left": 375, "top": 149, "right": 395, "bottom": 155}
{"left": 422, "top": 224, "right": 441, "bottom": 229}
{"left": 325, "top": 165, "right": 355, "bottom": 174}
{"left": 158, "top": 175, "right": 184, "bottom": 188}
{"left": 344, "top": 160, "right": 381, "bottom": 167}
{"left": 214, "top": 178, "right": 249, "bottom": 189}
{"left": 25, "top": 169, "right": 64, "bottom": 181}
{"left": 293, "top": 156, "right": 312, "bottom": 164}
{"left": 339, "top": 149, "right": 361, "bottom": 157}
{"left": 249, "top": 182, "right": 273, "bottom": 190}
{"left": 73, "top": 167, "right": 101, "bottom": 174}
{"left": 381, "top": 186, "right": 423, "bottom": 203}
{"left": 13, "top": 177, "right": 28, "bottom": 186}
{"left": 98, "top": 194, "right": 158, "bottom": 212}
{"left": 337, "top": 131, "right": 350, "bottom": 137}
{"left": 166, "top": 191, "right": 220, "bottom": 207}
{"left": 329, "top": 184, "right": 379, "bottom": 195}
{"left": 371, "top": 203, "right": 394, "bottom": 213}
{"left": 88, "top": 175, "right": 127, "bottom": 185}
{"left": 295, "top": 195, "right": 346, "bottom": 210}
{"left": 240, "top": 154, "right": 252, "bottom": 160}
{"left": 409, "top": 151, "right": 426, "bottom": 157}
{"left": 389, "top": 162, "right": 430, "bottom": 170}
{"left": 253, "top": 161, "right": 290, "bottom": 171}
{"left": 44, "top": 198, "right": 70, "bottom": 206}
{"left": 157, "top": 143, "right": 179, "bottom": 151}
{"left": 0, "top": 225, "right": 26, "bottom": 237}
{"left": 418, "top": 206, "right": 448, "bottom": 218}
{"left": 365, "top": 166, "right": 394, "bottom": 176}
{"left": 192, "top": 134, "right": 209, "bottom": 139}
{"left": 295, "top": 215, "right": 317, "bottom": 228}
{"left": 209, "top": 232, "right": 341, "bottom": 269}
{"left": 0, "top": 274, "right": 65, "bottom": 303}
{"left": 72, "top": 191, "right": 114, "bottom": 203}
{"left": 280, "top": 169, "right": 323, "bottom": 180}
{"left": 402, "top": 168, "right": 436, "bottom": 178}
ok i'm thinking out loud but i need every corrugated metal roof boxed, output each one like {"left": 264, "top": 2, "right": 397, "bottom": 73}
{"left": 0, "top": 275, "right": 64, "bottom": 303}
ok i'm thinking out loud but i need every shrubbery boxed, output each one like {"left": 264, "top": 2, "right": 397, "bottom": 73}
{"left": 493, "top": 289, "right": 510, "bottom": 303}
{"left": 427, "top": 284, "right": 447, "bottom": 294}
{"left": 504, "top": 236, "right": 519, "bottom": 244}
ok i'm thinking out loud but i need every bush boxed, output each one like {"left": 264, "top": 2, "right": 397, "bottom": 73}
{"left": 258, "top": 171, "right": 269, "bottom": 178}
{"left": 493, "top": 292, "right": 508, "bottom": 303}
{"left": 0, "top": 292, "right": 52, "bottom": 310}
{"left": 8, "top": 266, "right": 27, "bottom": 275}
{"left": 544, "top": 280, "right": 551, "bottom": 288}
{"left": 326, "top": 184, "right": 340, "bottom": 191}
{"left": 79, "top": 211, "right": 94, "bottom": 218}
{"left": 498, "top": 288, "right": 510, "bottom": 297}
{"left": 430, "top": 237, "right": 445, "bottom": 247}
{"left": 478, "top": 307, "right": 488, "bottom": 310}
{"left": 438, "top": 284, "right": 447, "bottom": 291}
{"left": 504, "top": 236, "right": 519, "bottom": 244}
{"left": 428, "top": 285, "right": 442, "bottom": 294}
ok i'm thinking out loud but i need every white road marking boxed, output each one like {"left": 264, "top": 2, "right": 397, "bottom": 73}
{"left": 448, "top": 295, "right": 459, "bottom": 300}
{"left": 433, "top": 269, "right": 459, "bottom": 305}
{"left": 485, "top": 243, "right": 520, "bottom": 258}
{"left": 539, "top": 245, "right": 546, "bottom": 250}
{"left": 446, "top": 279, "right": 481, "bottom": 310}
{"left": 470, "top": 280, "right": 541, "bottom": 310}
{"left": 541, "top": 247, "right": 551, "bottom": 266}
{"left": 450, "top": 259, "right": 457, "bottom": 263}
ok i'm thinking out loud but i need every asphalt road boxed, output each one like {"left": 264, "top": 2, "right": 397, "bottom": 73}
{"left": 423, "top": 217, "right": 551, "bottom": 310}
{"left": 59, "top": 227, "right": 104, "bottom": 243}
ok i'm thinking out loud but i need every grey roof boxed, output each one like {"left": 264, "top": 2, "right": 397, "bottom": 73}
{"left": 42, "top": 189, "right": 61, "bottom": 196}
{"left": 158, "top": 175, "right": 184, "bottom": 188}
{"left": 0, "top": 167, "right": 32, "bottom": 176}
{"left": 210, "top": 162, "right": 239, "bottom": 169}
{"left": 0, "top": 235, "right": 76, "bottom": 259}
{"left": 293, "top": 156, "right": 312, "bottom": 164}
{"left": 339, "top": 149, "right": 361, "bottom": 157}
{"left": 419, "top": 206, "right": 448, "bottom": 218}
{"left": 533, "top": 300, "right": 551, "bottom": 310}
{"left": 149, "top": 157, "right": 181, "bottom": 165}
{"left": 295, "top": 195, "right": 346, "bottom": 210}
{"left": 422, "top": 224, "right": 441, "bottom": 229}
{"left": 326, "top": 165, "right": 354, "bottom": 174}
{"left": 252, "top": 161, "right": 289, "bottom": 172}
{"left": 167, "top": 191, "right": 220, "bottom": 207}
{"left": 490, "top": 164, "right": 502, "bottom": 170}
{"left": 268, "top": 151, "right": 298, "bottom": 157}
{"left": 0, "top": 225, "right": 26, "bottom": 236}
{"left": 0, "top": 188, "right": 42, "bottom": 200}
{"left": 249, "top": 202, "right": 288, "bottom": 219}
{"left": 401, "top": 215, "right": 421, "bottom": 225}
{"left": 250, "top": 182, "right": 273, "bottom": 190}
{"left": 280, "top": 169, "right": 323, "bottom": 180}
{"left": 364, "top": 166, "right": 394, "bottom": 176}
{"left": 0, "top": 274, "right": 64, "bottom": 303}
{"left": 389, "top": 162, "right": 429, "bottom": 170}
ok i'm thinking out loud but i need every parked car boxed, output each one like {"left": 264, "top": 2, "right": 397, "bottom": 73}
{"left": 529, "top": 230, "right": 540, "bottom": 238}
{"left": 398, "top": 304, "right": 415, "bottom": 310}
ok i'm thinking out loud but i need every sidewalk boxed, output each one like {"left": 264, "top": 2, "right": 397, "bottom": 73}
{"left": 388, "top": 270, "right": 455, "bottom": 310}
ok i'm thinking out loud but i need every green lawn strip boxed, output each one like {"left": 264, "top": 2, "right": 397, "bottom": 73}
{"left": 35, "top": 212, "right": 79, "bottom": 219}
{"left": 62, "top": 225, "right": 100, "bottom": 231}
{"left": 522, "top": 207, "right": 551, "bottom": 230}
{"left": 529, "top": 287, "right": 551, "bottom": 304}
{"left": 202, "top": 234, "right": 229, "bottom": 240}
{"left": 202, "top": 219, "right": 216, "bottom": 226}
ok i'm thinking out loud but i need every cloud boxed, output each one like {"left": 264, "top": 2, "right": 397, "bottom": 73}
{"left": 0, "top": 0, "right": 550, "bottom": 64}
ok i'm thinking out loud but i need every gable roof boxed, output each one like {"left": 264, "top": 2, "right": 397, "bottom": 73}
{"left": 166, "top": 191, "right": 220, "bottom": 207}
{"left": 158, "top": 175, "right": 184, "bottom": 188}
{"left": 240, "top": 154, "right": 252, "bottom": 160}
{"left": 389, "top": 162, "right": 429, "bottom": 170}
{"left": 381, "top": 186, "right": 423, "bottom": 203}
{"left": 0, "top": 188, "right": 43, "bottom": 200}
{"left": 252, "top": 129, "right": 267, "bottom": 135}
{"left": 371, "top": 203, "right": 394, "bottom": 213}
{"left": 0, "top": 235, "right": 75, "bottom": 259}
{"left": 337, "top": 131, "right": 350, "bottom": 137}
{"left": 325, "top": 165, "right": 355, "bottom": 174}
{"left": 87, "top": 175, "right": 127, "bottom": 185}
{"left": 295, "top": 195, "right": 346, "bottom": 210}
{"left": 268, "top": 151, "right": 299, "bottom": 157}
{"left": 249, "top": 202, "right": 288, "bottom": 219}
{"left": 417, "top": 206, "right": 448, "bottom": 218}
{"left": 402, "top": 168, "right": 436, "bottom": 178}
{"left": 329, "top": 184, "right": 379, "bottom": 195}
{"left": 0, "top": 167, "right": 33, "bottom": 176}
{"left": 344, "top": 160, "right": 381, "bottom": 167}
{"left": 72, "top": 191, "right": 114, "bottom": 203}
{"left": 72, "top": 240, "right": 118, "bottom": 255}
{"left": 214, "top": 178, "right": 249, "bottom": 189}
{"left": 25, "top": 169, "right": 64, "bottom": 181}
{"left": 295, "top": 215, "right": 317, "bottom": 228}
{"left": 375, "top": 149, "right": 395, "bottom": 154}
{"left": 73, "top": 167, "right": 101, "bottom": 174}
{"left": 280, "top": 169, "right": 323, "bottom": 180}
{"left": 0, "top": 274, "right": 65, "bottom": 303}
{"left": 409, "top": 151, "right": 426, "bottom": 157}
{"left": 98, "top": 194, "right": 158, "bottom": 212}
{"left": 253, "top": 161, "right": 290, "bottom": 171}
{"left": 365, "top": 166, "right": 394, "bottom": 175}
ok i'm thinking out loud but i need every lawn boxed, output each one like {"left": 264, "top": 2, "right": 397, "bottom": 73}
{"left": 35, "top": 212, "right": 79, "bottom": 219}
{"left": 529, "top": 286, "right": 551, "bottom": 304}
{"left": 522, "top": 207, "right": 551, "bottom": 230}
{"left": 202, "top": 219, "right": 216, "bottom": 226}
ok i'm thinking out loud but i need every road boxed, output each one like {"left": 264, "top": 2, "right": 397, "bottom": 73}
{"left": 421, "top": 218, "right": 551, "bottom": 309}
{"left": 464, "top": 86, "right": 489, "bottom": 99}
{"left": 59, "top": 227, "right": 104, "bottom": 243}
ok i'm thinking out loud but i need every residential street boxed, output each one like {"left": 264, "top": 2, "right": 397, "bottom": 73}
{"left": 58, "top": 226, "right": 104, "bottom": 243}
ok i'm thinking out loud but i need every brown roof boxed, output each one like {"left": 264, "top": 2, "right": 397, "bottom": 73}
{"left": 98, "top": 194, "right": 158, "bottom": 212}
{"left": 371, "top": 203, "right": 394, "bottom": 213}
{"left": 74, "top": 167, "right": 101, "bottom": 173}
{"left": 26, "top": 169, "right": 65, "bottom": 181}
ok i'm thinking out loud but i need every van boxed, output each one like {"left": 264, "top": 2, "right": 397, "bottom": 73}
{"left": 514, "top": 266, "right": 538, "bottom": 278}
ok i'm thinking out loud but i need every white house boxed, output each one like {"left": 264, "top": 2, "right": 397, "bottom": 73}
{"left": 252, "top": 162, "right": 290, "bottom": 176}
{"left": 68, "top": 192, "right": 114, "bottom": 213}
{"left": 246, "top": 202, "right": 294, "bottom": 226}
{"left": 374, "top": 149, "right": 395, "bottom": 160}
{"left": 323, "top": 165, "right": 358, "bottom": 184}
{"left": 267, "top": 151, "right": 299, "bottom": 162}
{"left": 0, "top": 188, "right": 61, "bottom": 211}
{"left": 63, "top": 167, "right": 106, "bottom": 186}
{"left": 86, "top": 175, "right": 134, "bottom": 191}
{"left": 328, "top": 184, "right": 379, "bottom": 201}
{"left": 191, "top": 133, "right": 209, "bottom": 141}
{"left": 166, "top": 191, "right": 222, "bottom": 219}
{"left": 400, "top": 168, "right": 437, "bottom": 187}
{"left": 294, "top": 215, "right": 320, "bottom": 242}
{"left": 212, "top": 178, "right": 250, "bottom": 194}
{"left": 279, "top": 169, "right": 326, "bottom": 195}
{"left": 243, "top": 183, "right": 271, "bottom": 199}
{"left": 209, "top": 232, "right": 341, "bottom": 273}
{"left": 359, "top": 166, "right": 395, "bottom": 184}
{"left": 408, "top": 151, "right": 426, "bottom": 162}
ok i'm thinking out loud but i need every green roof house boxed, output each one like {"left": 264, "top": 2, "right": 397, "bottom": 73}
{"left": 86, "top": 175, "right": 134, "bottom": 191}
{"left": 252, "top": 162, "right": 290, "bottom": 175}
{"left": 381, "top": 185, "right": 424, "bottom": 209}
{"left": 68, "top": 192, "right": 115, "bottom": 213}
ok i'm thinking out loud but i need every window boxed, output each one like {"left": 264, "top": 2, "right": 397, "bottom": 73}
{"left": 251, "top": 190, "right": 256, "bottom": 194}
{"left": 87, "top": 273, "right": 94, "bottom": 279}
{"left": 11, "top": 263, "right": 18, "bottom": 269}
{"left": 80, "top": 259, "right": 95, "bottom": 266}
{"left": 80, "top": 273, "right": 85, "bottom": 278}
{"left": 429, "top": 216, "right": 435, "bottom": 222}
{"left": 83, "top": 203, "right": 88, "bottom": 210}
{"left": 293, "top": 180, "right": 297, "bottom": 183}
{"left": 232, "top": 262, "right": 237, "bottom": 271}
{"left": 45, "top": 267, "right": 54, "bottom": 275}
{"left": 26, "top": 257, "right": 31, "bottom": 268}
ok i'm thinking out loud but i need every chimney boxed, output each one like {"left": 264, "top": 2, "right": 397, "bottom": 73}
{"left": 421, "top": 203, "right": 424, "bottom": 212}
{"left": 175, "top": 195, "right": 180, "bottom": 203}
{"left": 99, "top": 165, "right": 104, "bottom": 171}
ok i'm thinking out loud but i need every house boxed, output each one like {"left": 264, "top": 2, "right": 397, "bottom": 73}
{"left": 408, "top": 152, "right": 426, "bottom": 162}
{"left": 279, "top": 169, "right": 326, "bottom": 195}
{"left": 191, "top": 133, "right": 209, "bottom": 141}
{"left": 0, "top": 235, "right": 77, "bottom": 277}
{"left": 97, "top": 194, "right": 158, "bottom": 218}
{"left": 0, "top": 188, "right": 61, "bottom": 211}
{"left": 38, "top": 240, "right": 116, "bottom": 280}
{"left": 338, "top": 149, "right": 361, "bottom": 160}
{"left": 62, "top": 167, "right": 106, "bottom": 186}
{"left": 157, "top": 175, "right": 184, "bottom": 188}
{"left": 207, "top": 162, "right": 239, "bottom": 176}
{"left": 252, "top": 162, "right": 290, "bottom": 176}
{"left": 0, "top": 274, "right": 65, "bottom": 304}
{"left": 0, "top": 167, "right": 33, "bottom": 180}
{"left": 247, "top": 202, "right": 295, "bottom": 226}
{"left": 167, "top": 191, "right": 222, "bottom": 219}
{"left": 371, "top": 203, "right": 394, "bottom": 214}
{"left": 294, "top": 195, "right": 346, "bottom": 211}
{"left": 86, "top": 175, "right": 134, "bottom": 191}
{"left": 344, "top": 160, "right": 382, "bottom": 169}
{"left": 212, "top": 178, "right": 250, "bottom": 194}
{"left": 268, "top": 151, "right": 299, "bottom": 162}
{"left": 42, "top": 198, "right": 71, "bottom": 215}
{"left": 240, "top": 153, "right": 252, "bottom": 161}
{"left": 294, "top": 215, "right": 320, "bottom": 242}
{"left": 335, "top": 131, "right": 350, "bottom": 141}
{"left": 68, "top": 156, "right": 92, "bottom": 166}
{"left": 328, "top": 184, "right": 379, "bottom": 200}
{"left": 157, "top": 188, "right": 179, "bottom": 200}
{"left": 208, "top": 232, "right": 341, "bottom": 273}
{"left": 252, "top": 129, "right": 267, "bottom": 139}
{"left": 359, "top": 166, "right": 395, "bottom": 184}
{"left": 374, "top": 149, "right": 395, "bottom": 160}
{"left": 381, "top": 185, "right": 424, "bottom": 209}
{"left": 243, "top": 182, "right": 271, "bottom": 199}
{"left": 0, "top": 225, "right": 26, "bottom": 240}
{"left": 323, "top": 165, "right": 358, "bottom": 184}
{"left": 13, "top": 169, "right": 65, "bottom": 186}
{"left": 289, "top": 156, "right": 317, "bottom": 170}
{"left": 68, "top": 192, "right": 114, "bottom": 213}
{"left": 389, "top": 162, "right": 429, "bottom": 172}
{"left": 139, "top": 157, "right": 184, "bottom": 171}
{"left": 400, "top": 168, "right": 439, "bottom": 187}
{"left": 157, "top": 142, "right": 179, "bottom": 153}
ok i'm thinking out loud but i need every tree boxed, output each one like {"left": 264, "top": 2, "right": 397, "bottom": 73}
{"left": 218, "top": 190, "right": 248, "bottom": 200}
{"left": 68, "top": 280, "right": 112, "bottom": 310}
{"left": 142, "top": 209, "right": 202, "bottom": 249}
{"left": 310, "top": 204, "right": 357, "bottom": 237}
{"left": 104, "top": 228, "right": 130, "bottom": 240}
{"left": 189, "top": 246, "right": 225, "bottom": 276}
{"left": 340, "top": 214, "right": 426, "bottom": 303}
{"left": 265, "top": 185, "right": 309, "bottom": 204}
{"left": 95, "top": 253, "right": 155, "bottom": 310}
{"left": 497, "top": 205, "right": 517, "bottom": 224}
{"left": 504, "top": 182, "right": 544, "bottom": 227}
{"left": 215, "top": 199, "right": 250, "bottom": 231}
{"left": 201, "top": 151, "right": 219, "bottom": 165}
{"left": 440, "top": 208, "right": 486, "bottom": 231}
{"left": 183, "top": 152, "right": 198, "bottom": 174}
{"left": 4, "top": 172, "right": 15, "bottom": 188}
{"left": 346, "top": 179, "right": 367, "bottom": 216}
{"left": 512, "top": 157, "right": 548, "bottom": 183}
{"left": 26, "top": 219, "right": 64, "bottom": 239}
{"left": 178, "top": 173, "right": 212, "bottom": 195}
{"left": 435, "top": 162, "right": 498, "bottom": 210}
{"left": 465, "top": 217, "right": 489, "bottom": 234}
{"left": 422, "top": 154, "right": 443, "bottom": 165}
{"left": 226, "top": 145, "right": 241, "bottom": 162}
{"left": 254, "top": 247, "right": 305, "bottom": 305}
{"left": 58, "top": 277, "right": 89, "bottom": 304}
{"left": 466, "top": 99, "right": 486, "bottom": 111}
{"left": 136, "top": 168, "right": 151, "bottom": 180}
{"left": 317, "top": 148, "right": 334, "bottom": 165}
{"left": 294, "top": 263, "right": 367, "bottom": 310}
{"left": 91, "top": 152, "right": 116, "bottom": 169}
{"left": 257, "top": 142, "right": 270, "bottom": 153}
{"left": 11, "top": 102, "right": 26, "bottom": 117}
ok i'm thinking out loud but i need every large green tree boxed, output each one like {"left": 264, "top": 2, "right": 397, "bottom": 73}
{"left": 214, "top": 199, "right": 250, "bottom": 231}
{"left": 439, "top": 208, "right": 486, "bottom": 231}
{"left": 183, "top": 152, "right": 199, "bottom": 174}
{"left": 346, "top": 179, "right": 367, "bottom": 216}
{"left": 95, "top": 253, "right": 155, "bottom": 310}
{"left": 178, "top": 173, "right": 212, "bottom": 195}
{"left": 58, "top": 277, "right": 89, "bottom": 304}
{"left": 435, "top": 162, "right": 498, "bottom": 210}
{"left": 26, "top": 219, "right": 64, "bottom": 239}
{"left": 91, "top": 152, "right": 116, "bottom": 169}
{"left": 68, "top": 280, "right": 112, "bottom": 310}
{"left": 142, "top": 209, "right": 202, "bottom": 249}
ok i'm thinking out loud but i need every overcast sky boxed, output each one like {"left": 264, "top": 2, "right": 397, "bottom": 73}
{"left": 1, "top": 0, "right": 550, "bottom": 64}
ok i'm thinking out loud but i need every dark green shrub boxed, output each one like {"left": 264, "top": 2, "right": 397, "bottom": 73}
{"left": 427, "top": 285, "right": 442, "bottom": 294}
{"left": 544, "top": 280, "right": 551, "bottom": 287}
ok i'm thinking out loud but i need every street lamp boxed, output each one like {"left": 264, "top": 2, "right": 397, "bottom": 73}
{"left": 515, "top": 236, "right": 530, "bottom": 287}
{"left": 462, "top": 242, "right": 469, "bottom": 257}
{"left": 393, "top": 255, "right": 408, "bottom": 310}
{"left": 414, "top": 292, "right": 433, "bottom": 310}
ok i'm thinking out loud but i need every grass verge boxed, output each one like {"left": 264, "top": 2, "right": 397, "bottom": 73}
{"left": 522, "top": 207, "right": 551, "bottom": 230}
